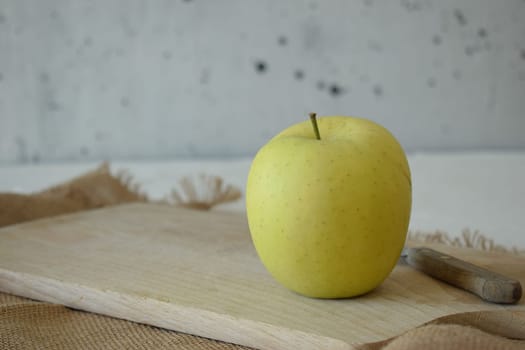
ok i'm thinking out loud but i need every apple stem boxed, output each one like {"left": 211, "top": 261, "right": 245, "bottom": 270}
{"left": 309, "top": 113, "right": 321, "bottom": 140}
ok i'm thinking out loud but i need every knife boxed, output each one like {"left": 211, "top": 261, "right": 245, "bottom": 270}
{"left": 400, "top": 247, "right": 522, "bottom": 304}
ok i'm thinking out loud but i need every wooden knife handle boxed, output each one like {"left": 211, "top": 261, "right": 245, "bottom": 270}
{"left": 404, "top": 247, "right": 522, "bottom": 304}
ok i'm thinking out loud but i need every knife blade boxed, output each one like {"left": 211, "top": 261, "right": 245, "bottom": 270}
{"left": 400, "top": 247, "right": 522, "bottom": 304}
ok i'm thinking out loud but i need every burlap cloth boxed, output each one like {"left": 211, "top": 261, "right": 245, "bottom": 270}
{"left": 0, "top": 164, "right": 523, "bottom": 350}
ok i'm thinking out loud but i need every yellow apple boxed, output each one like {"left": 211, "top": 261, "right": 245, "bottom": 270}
{"left": 246, "top": 115, "right": 411, "bottom": 298}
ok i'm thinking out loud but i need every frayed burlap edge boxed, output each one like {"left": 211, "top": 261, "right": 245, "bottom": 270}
{"left": 408, "top": 229, "right": 525, "bottom": 256}
{"left": 114, "top": 164, "right": 241, "bottom": 210}
{"left": 69, "top": 162, "right": 242, "bottom": 210}
{"left": 112, "top": 164, "right": 150, "bottom": 202}
{"left": 165, "top": 174, "right": 242, "bottom": 210}
{"left": 0, "top": 163, "right": 242, "bottom": 229}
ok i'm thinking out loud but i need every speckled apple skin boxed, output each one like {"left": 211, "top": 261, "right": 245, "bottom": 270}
{"left": 246, "top": 116, "right": 412, "bottom": 298}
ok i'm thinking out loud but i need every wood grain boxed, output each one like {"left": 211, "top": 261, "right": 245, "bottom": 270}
{"left": 0, "top": 203, "right": 523, "bottom": 349}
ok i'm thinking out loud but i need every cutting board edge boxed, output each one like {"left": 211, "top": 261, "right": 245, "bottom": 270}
{"left": 0, "top": 267, "right": 356, "bottom": 350}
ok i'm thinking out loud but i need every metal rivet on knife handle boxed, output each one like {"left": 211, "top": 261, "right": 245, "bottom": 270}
{"left": 403, "top": 247, "right": 523, "bottom": 304}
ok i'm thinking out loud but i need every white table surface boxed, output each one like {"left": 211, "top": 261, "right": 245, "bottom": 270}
{"left": 1, "top": 151, "right": 524, "bottom": 249}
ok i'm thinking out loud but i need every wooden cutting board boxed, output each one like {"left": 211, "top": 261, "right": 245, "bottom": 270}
{"left": 0, "top": 203, "right": 523, "bottom": 349}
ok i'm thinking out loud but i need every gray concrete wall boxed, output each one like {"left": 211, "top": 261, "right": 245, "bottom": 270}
{"left": 1, "top": 0, "right": 524, "bottom": 163}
